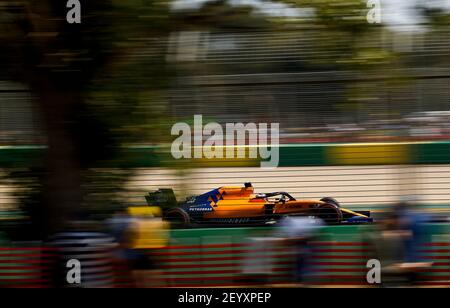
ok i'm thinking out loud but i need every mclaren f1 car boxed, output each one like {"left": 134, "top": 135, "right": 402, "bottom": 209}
{"left": 145, "top": 183, "right": 372, "bottom": 228}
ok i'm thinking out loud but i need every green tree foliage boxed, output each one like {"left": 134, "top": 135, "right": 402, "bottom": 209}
{"left": 0, "top": 0, "right": 173, "bottom": 237}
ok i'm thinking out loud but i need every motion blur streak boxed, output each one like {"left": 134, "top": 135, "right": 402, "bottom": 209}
{"left": 0, "top": 0, "right": 449, "bottom": 287}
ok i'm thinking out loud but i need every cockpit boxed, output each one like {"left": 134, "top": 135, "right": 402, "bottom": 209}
{"left": 253, "top": 192, "right": 296, "bottom": 203}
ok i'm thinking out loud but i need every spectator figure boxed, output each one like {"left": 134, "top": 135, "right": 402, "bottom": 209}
{"left": 241, "top": 232, "right": 277, "bottom": 286}
{"left": 107, "top": 209, "right": 136, "bottom": 287}
{"left": 49, "top": 222, "right": 116, "bottom": 288}
{"left": 394, "top": 202, "right": 432, "bottom": 285}
{"left": 370, "top": 201, "right": 432, "bottom": 287}
{"left": 122, "top": 206, "right": 170, "bottom": 287}
{"left": 277, "top": 216, "right": 324, "bottom": 285}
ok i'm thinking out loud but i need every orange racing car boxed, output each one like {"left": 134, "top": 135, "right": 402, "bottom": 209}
{"left": 146, "top": 183, "right": 372, "bottom": 228}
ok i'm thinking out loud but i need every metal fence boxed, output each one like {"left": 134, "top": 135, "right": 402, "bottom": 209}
{"left": 1, "top": 29, "right": 450, "bottom": 145}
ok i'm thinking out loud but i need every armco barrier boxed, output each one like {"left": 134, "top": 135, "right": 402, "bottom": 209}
{"left": 0, "top": 246, "right": 53, "bottom": 288}
{"left": 153, "top": 225, "right": 373, "bottom": 287}
{"left": 1, "top": 224, "right": 450, "bottom": 287}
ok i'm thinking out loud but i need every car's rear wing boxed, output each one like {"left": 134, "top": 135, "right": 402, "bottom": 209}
{"left": 145, "top": 188, "right": 178, "bottom": 210}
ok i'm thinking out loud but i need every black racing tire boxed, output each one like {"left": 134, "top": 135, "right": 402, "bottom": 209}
{"left": 163, "top": 208, "right": 190, "bottom": 228}
{"left": 314, "top": 203, "right": 343, "bottom": 224}
{"left": 320, "top": 197, "right": 340, "bottom": 208}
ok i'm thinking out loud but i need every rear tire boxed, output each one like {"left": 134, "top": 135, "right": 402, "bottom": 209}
{"left": 164, "top": 208, "right": 190, "bottom": 228}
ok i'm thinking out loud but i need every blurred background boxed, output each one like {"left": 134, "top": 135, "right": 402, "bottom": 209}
{"left": 0, "top": 0, "right": 450, "bottom": 287}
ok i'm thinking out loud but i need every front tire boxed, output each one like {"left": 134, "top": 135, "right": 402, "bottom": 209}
{"left": 320, "top": 197, "right": 340, "bottom": 207}
{"left": 314, "top": 203, "right": 343, "bottom": 224}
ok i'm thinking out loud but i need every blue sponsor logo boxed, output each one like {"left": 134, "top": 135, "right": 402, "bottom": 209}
{"left": 188, "top": 205, "right": 213, "bottom": 212}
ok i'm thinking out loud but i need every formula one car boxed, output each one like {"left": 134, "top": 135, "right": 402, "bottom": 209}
{"left": 146, "top": 183, "right": 372, "bottom": 228}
